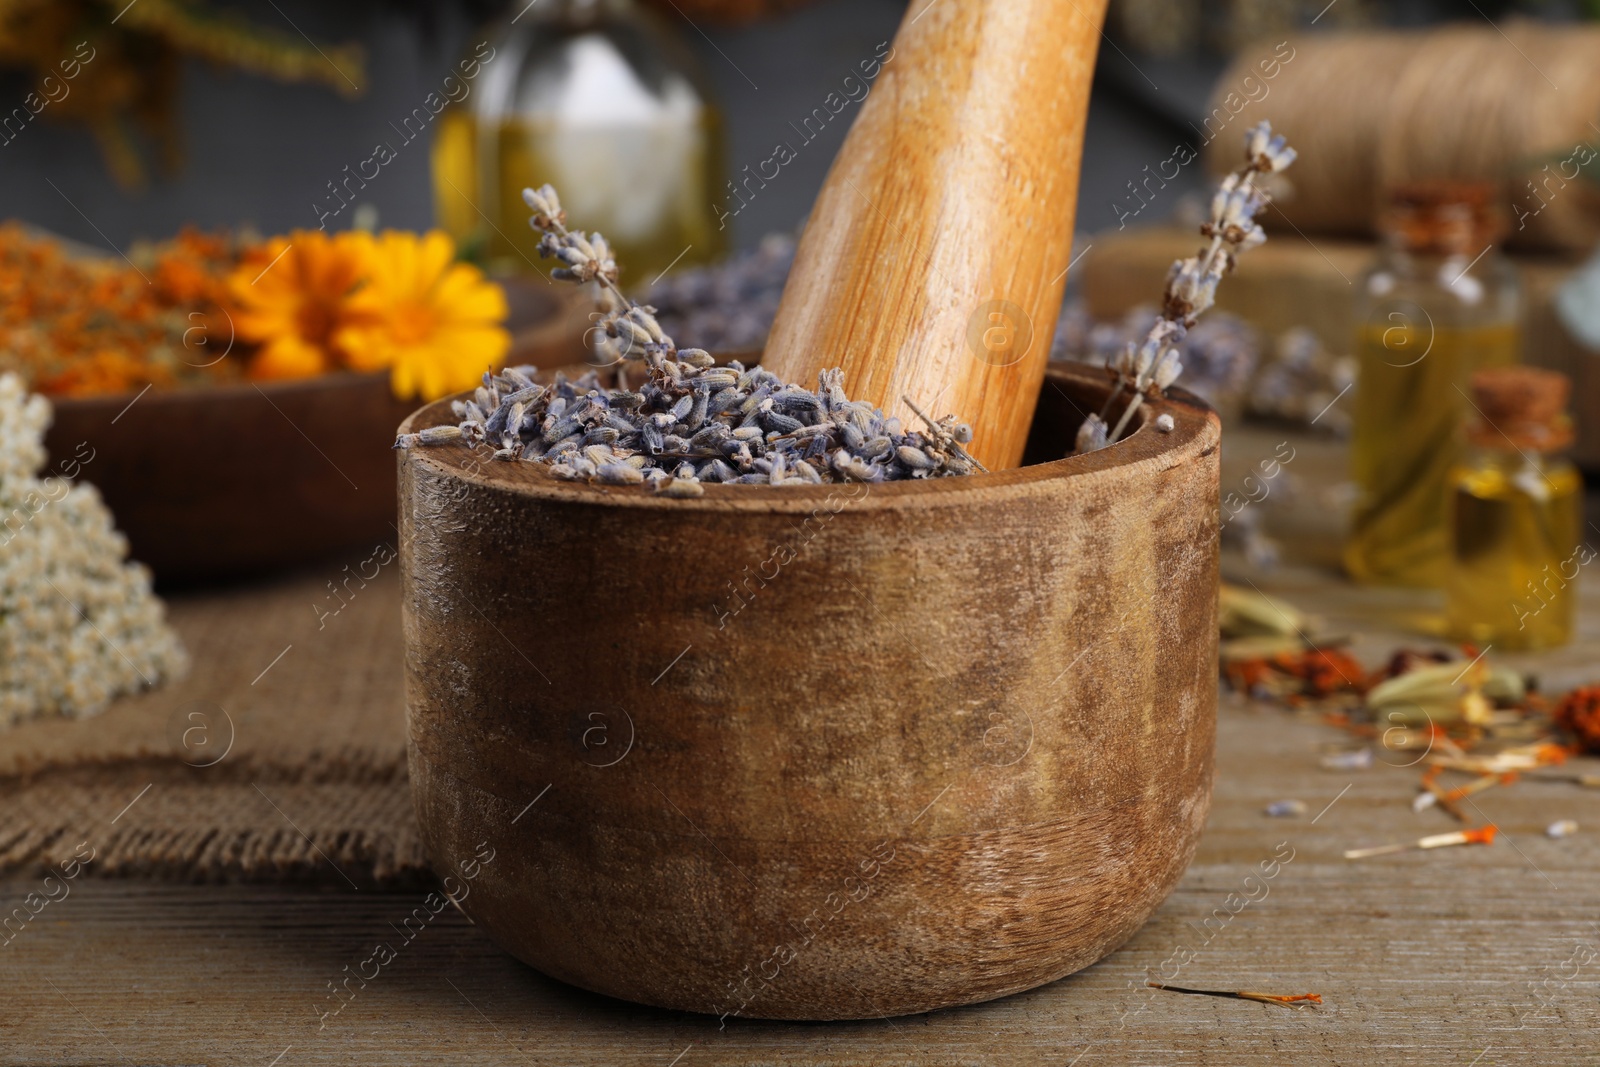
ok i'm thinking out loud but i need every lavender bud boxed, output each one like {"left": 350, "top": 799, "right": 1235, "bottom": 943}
{"left": 596, "top": 463, "right": 645, "bottom": 485}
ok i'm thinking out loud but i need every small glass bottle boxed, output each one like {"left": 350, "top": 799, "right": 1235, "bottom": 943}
{"left": 432, "top": 0, "right": 726, "bottom": 283}
{"left": 1447, "top": 367, "right": 1582, "bottom": 651}
{"left": 1345, "top": 183, "right": 1520, "bottom": 587}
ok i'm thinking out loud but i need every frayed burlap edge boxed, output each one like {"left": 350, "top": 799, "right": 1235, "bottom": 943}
{"left": 0, "top": 759, "right": 431, "bottom": 889}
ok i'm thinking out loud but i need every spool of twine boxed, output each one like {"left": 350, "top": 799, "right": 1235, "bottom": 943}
{"left": 1208, "top": 22, "right": 1600, "bottom": 250}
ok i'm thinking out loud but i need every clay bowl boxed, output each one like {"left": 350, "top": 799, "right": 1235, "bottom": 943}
{"left": 43, "top": 373, "right": 417, "bottom": 585}
{"left": 396, "top": 360, "right": 1220, "bottom": 1021}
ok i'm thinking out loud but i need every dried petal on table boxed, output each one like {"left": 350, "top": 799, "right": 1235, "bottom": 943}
{"left": 1146, "top": 982, "right": 1322, "bottom": 1008}
{"left": 1224, "top": 646, "right": 1367, "bottom": 703}
{"left": 1344, "top": 825, "right": 1497, "bottom": 860}
{"left": 1554, "top": 685, "right": 1600, "bottom": 753}
{"left": 1321, "top": 747, "right": 1374, "bottom": 771}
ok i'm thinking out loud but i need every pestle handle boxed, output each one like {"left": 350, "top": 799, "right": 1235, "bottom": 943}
{"left": 761, "top": 0, "right": 1108, "bottom": 471}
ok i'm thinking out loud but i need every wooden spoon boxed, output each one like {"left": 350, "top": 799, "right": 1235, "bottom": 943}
{"left": 761, "top": 0, "right": 1108, "bottom": 471}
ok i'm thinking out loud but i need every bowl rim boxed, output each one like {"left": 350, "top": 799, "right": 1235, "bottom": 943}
{"left": 44, "top": 369, "right": 396, "bottom": 413}
{"left": 397, "top": 360, "right": 1220, "bottom": 515}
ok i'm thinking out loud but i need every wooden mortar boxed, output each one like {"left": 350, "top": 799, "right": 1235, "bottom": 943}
{"left": 397, "top": 362, "right": 1219, "bottom": 1020}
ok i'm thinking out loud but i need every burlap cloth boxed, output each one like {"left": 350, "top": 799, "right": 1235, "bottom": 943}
{"left": 0, "top": 564, "right": 429, "bottom": 886}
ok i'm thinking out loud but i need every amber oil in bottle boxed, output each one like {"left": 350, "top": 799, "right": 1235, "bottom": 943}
{"left": 1447, "top": 366, "right": 1583, "bottom": 651}
{"left": 431, "top": 0, "right": 725, "bottom": 283}
{"left": 1346, "top": 183, "right": 1519, "bottom": 587}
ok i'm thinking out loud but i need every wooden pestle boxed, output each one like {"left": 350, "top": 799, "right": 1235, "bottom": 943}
{"left": 761, "top": 0, "right": 1109, "bottom": 472}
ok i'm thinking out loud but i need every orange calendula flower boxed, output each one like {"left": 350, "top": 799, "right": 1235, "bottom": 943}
{"left": 228, "top": 230, "right": 374, "bottom": 381}
{"left": 336, "top": 230, "right": 510, "bottom": 401}
{"left": 35, "top": 349, "right": 175, "bottom": 397}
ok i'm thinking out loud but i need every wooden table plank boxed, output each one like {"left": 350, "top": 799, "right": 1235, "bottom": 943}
{"left": 4, "top": 424, "right": 1597, "bottom": 1065}
{"left": 4, "top": 697, "right": 1595, "bottom": 1066}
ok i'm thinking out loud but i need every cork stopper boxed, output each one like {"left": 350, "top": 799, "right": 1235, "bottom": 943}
{"left": 1466, "top": 366, "right": 1573, "bottom": 452}
{"left": 1381, "top": 181, "right": 1507, "bottom": 256}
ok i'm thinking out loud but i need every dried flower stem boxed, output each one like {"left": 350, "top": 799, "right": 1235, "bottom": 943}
{"left": 1413, "top": 764, "right": 1468, "bottom": 819}
{"left": 1343, "top": 824, "right": 1497, "bottom": 860}
{"left": 522, "top": 184, "right": 657, "bottom": 387}
{"left": 1146, "top": 982, "right": 1322, "bottom": 1008}
{"left": 1078, "top": 122, "right": 1296, "bottom": 454}
{"left": 902, "top": 395, "right": 988, "bottom": 474}
{"left": 1520, "top": 771, "right": 1600, "bottom": 788}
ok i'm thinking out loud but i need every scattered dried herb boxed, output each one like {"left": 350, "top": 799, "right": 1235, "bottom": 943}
{"left": 0, "top": 223, "right": 242, "bottom": 396}
{"left": 1219, "top": 586, "right": 1595, "bottom": 858}
{"left": 1412, "top": 771, "right": 1517, "bottom": 817}
{"left": 1223, "top": 646, "right": 1367, "bottom": 704}
{"left": 1554, "top": 684, "right": 1600, "bottom": 753}
{"left": 1146, "top": 982, "right": 1321, "bottom": 1008}
{"left": 1343, "top": 825, "right": 1497, "bottom": 860}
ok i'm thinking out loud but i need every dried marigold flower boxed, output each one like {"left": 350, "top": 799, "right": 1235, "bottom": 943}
{"left": 1554, "top": 684, "right": 1600, "bottom": 753}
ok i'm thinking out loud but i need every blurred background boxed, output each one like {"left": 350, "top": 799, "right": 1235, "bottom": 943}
{"left": 5, "top": 0, "right": 1589, "bottom": 251}
{"left": 9, "top": 0, "right": 1600, "bottom": 659}
{"left": 7, "top": 6, "right": 1600, "bottom": 1047}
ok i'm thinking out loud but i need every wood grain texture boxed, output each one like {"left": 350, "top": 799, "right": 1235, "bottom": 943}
{"left": 395, "top": 363, "right": 1220, "bottom": 1020}
{"left": 6, "top": 425, "right": 1599, "bottom": 1063}
{"left": 3, "top": 697, "right": 1595, "bottom": 1066}
{"left": 760, "top": 0, "right": 1108, "bottom": 471}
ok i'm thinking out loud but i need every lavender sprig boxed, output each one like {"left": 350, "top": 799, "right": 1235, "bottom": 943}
{"left": 1077, "top": 121, "right": 1295, "bottom": 453}
{"left": 394, "top": 184, "right": 982, "bottom": 494}
{"left": 523, "top": 183, "right": 671, "bottom": 385}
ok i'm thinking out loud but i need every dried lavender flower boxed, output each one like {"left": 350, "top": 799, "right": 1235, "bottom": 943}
{"left": 1075, "top": 413, "right": 1109, "bottom": 453}
{"left": 641, "top": 234, "right": 795, "bottom": 354}
{"left": 397, "top": 184, "right": 983, "bottom": 491}
{"left": 1078, "top": 120, "right": 1294, "bottom": 453}
{"left": 1246, "top": 123, "right": 1297, "bottom": 173}
{"left": 1052, "top": 300, "right": 1260, "bottom": 415}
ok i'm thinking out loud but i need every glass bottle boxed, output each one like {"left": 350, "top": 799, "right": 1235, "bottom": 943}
{"left": 1448, "top": 367, "right": 1582, "bottom": 651}
{"left": 1345, "top": 183, "right": 1520, "bottom": 587}
{"left": 432, "top": 0, "right": 726, "bottom": 283}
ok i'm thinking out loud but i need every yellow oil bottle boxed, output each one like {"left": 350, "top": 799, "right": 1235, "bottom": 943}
{"left": 1346, "top": 184, "right": 1520, "bottom": 587}
{"left": 432, "top": 0, "right": 725, "bottom": 284}
{"left": 1448, "top": 366, "right": 1584, "bottom": 651}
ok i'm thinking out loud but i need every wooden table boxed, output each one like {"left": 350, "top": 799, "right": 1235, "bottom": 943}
{"left": 4, "top": 427, "right": 1597, "bottom": 1066}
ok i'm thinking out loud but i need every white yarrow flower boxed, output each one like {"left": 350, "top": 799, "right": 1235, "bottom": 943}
{"left": 0, "top": 374, "right": 187, "bottom": 726}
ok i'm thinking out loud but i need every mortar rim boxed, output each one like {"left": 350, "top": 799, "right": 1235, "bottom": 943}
{"left": 397, "top": 360, "right": 1219, "bottom": 514}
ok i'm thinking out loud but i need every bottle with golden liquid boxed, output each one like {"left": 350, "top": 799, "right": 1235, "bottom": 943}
{"left": 1345, "top": 183, "right": 1520, "bottom": 587}
{"left": 432, "top": 0, "right": 726, "bottom": 283}
{"left": 1448, "top": 367, "right": 1583, "bottom": 651}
